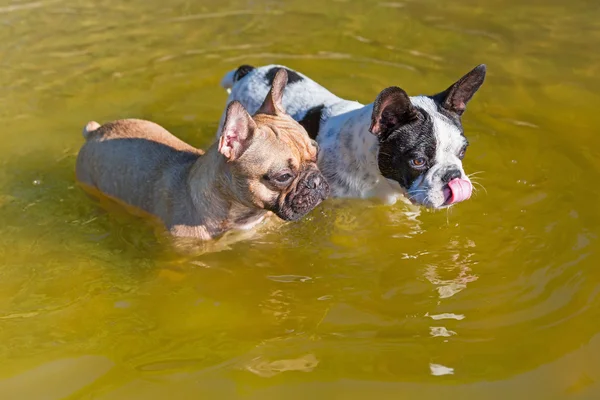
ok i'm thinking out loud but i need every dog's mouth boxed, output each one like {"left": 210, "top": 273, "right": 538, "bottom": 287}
{"left": 273, "top": 172, "right": 330, "bottom": 221}
{"left": 442, "top": 178, "right": 473, "bottom": 205}
{"left": 406, "top": 177, "right": 473, "bottom": 209}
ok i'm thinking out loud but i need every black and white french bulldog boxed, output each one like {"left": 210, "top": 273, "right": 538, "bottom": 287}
{"left": 218, "top": 64, "right": 486, "bottom": 208}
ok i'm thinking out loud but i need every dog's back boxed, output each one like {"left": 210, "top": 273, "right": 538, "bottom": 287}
{"left": 219, "top": 65, "right": 349, "bottom": 139}
{"left": 76, "top": 119, "right": 202, "bottom": 215}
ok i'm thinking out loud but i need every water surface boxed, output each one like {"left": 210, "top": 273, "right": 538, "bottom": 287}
{"left": 1, "top": 0, "right": 600, "bottom": 399}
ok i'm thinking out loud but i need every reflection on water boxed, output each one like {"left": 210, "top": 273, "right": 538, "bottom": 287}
{"left": 1, "top": 0, "right": 600, "bottom": 398}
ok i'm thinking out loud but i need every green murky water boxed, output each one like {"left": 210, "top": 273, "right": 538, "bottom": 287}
{"left": 2, "top": 0, "right": 600, "bottom": 398}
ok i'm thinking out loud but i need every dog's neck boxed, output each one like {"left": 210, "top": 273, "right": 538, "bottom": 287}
{"left": 181, "top": 147, "right": 267, "bottom": 239}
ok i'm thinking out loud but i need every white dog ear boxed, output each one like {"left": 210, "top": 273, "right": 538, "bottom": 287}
{"left": 218, "top": 101, "right": 257, "bottom": 161}
{"left": 434, "top": 64, "right": 486, "bottom": 116}
{"left": 256, "top": 68, "right": 288, "bottom": 116}
{"left": 370, "top": 86, "right": 417, "bottom": 136}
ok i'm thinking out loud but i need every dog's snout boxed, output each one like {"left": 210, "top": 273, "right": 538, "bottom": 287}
{"left": 442, "top": 168, "right": 462, "bottom": 184}
{"left": 305, "top": 173, "right": 322, "bottom": 189}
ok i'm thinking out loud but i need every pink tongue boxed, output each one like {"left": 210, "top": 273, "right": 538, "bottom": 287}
{"left": 446, "top": 178, "right": 473, "bottom": 204}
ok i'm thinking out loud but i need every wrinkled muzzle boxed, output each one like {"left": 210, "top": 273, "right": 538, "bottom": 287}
{"left": 274, "top": 169, "right": 330, "bottom": 221}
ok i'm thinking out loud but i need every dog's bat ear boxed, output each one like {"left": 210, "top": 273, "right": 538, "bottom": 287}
{"left": 257, "top": 68, "right": 288, "bottom": 116}
{"left": 218, "top": 101, "right": 258, "bottom": 161}
{"left": 433, "top": 64, "right": 486, "bottom": 116}
{"left": 370, "top": 86, "right": 417, "bottom": 137}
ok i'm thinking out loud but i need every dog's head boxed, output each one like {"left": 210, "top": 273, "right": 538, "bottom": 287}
{"left": 370, "top": 65, "right": 486, "bottom": 208}
{"left": 218, "top": 69, "right": 329, "bottom": 220}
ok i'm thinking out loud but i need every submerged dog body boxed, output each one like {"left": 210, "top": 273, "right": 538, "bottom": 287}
{"left": 76, "top": 70, "right": 329, "bottom": 239}
{"left": 220, "top": 64, "right": 486, "bottom": 207}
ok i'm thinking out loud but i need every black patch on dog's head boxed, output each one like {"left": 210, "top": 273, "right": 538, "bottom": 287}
{"left": 265, "top": 67, "right": 303, "bottom": 86}
{"left": 299, "top": 105, "right": 324, "bottom": 140}
{"left": 376, "top": 107, "right": 437, "bottom": 189}
{"left": 234, "top": 65, "right": 255, "bottom": 82}
{"left": 369, "top": 86, "right": 438, "bottom": 189}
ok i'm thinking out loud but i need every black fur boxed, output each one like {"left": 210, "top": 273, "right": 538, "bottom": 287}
{"left": 370, "top": 87, "right": 416, "bottom": 136}
{"left": 234, "top": 65, "right": 255, "bottom": 82}
{"left": 265, "top": 67, "right": 303, "bottom": 86}
{"left": 431, "top": 64, "right": 486, "bottom": 117}
{"left": 376, "top": 107, "right": 437, "bottom": 189}
{"left": 299, "top": 105, "right": 324, "bottom": 140}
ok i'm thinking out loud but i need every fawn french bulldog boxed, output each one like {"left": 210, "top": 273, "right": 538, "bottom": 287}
{"left": 75, "top": 69, "right": 329, "bottom": 239}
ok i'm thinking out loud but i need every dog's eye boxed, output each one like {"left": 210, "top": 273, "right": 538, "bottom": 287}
{"left": 458, "top": 148, "right": 467, "bottom": 159}
{"left": 271, "top": 171, "right": 294, "bottom": 186}
{"left": 409, "top": 157, "right": 427, "bottom": 169}
{"left": 276, "top": 173, "right": 293, "bottom": 183}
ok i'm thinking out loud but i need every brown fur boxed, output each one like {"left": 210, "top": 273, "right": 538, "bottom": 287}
{"left": 76, "top": 70, "right": 328, "bottom": 240}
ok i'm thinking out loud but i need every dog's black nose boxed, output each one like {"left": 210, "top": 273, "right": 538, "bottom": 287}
{"left": 305, "top": 173, "right": 322, "bottom": 189}
{"left": 442, "top": 168, "right": 462, "bottom": 183}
